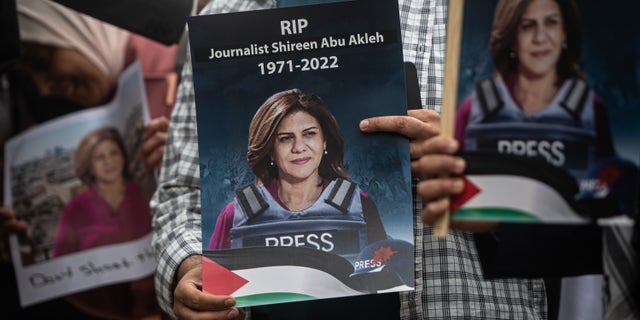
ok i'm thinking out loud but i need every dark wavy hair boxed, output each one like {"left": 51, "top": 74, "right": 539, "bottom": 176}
{"left": 74, "top": 126, "right": 131, "bottom": 186}
{"left": 489, "top": 0, "right": 584, "bottom": 81}
{"left": 247, "top": 88, "right": 349, "bottom": 185}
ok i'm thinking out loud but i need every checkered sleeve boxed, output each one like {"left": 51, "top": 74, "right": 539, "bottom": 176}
{"left": 398, "top": 0, "right": 548, "bottom": 319}
{"left": 152, "top": 1, "right": 548, "bottom": 319}
{"left": 401, "top": 196, "right": 548, "bottom": 319}
{"left": 398, "top": 0, "right": 446, "bottom": 112}
{"left": 150, "top": 49, "right": 204, "bottom": 318}
{"left": 150, "top": 1, "right": 275, "bottom": 318}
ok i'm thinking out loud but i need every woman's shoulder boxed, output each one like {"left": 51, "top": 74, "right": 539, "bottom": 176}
{"left": 63, "top": 188, "right": 95, "bottom": 210}
{"left": 563, "top": 77, "right": 605, "bottom": 109}
{"left": 358, "top": 191, "right": 375, "bottom": 209}
{"left": 222, "top": 200, "right": 235, "bottom": 211}
{"left": 322, "top": 178, "right": 373, "bottom": 205}
{"left": 358, "top": 188, "right": 371, "bottom": 200}
{"left": 218, "top": 201, "right": 236, "bottom": 220}
{"left": 457, "top": 95, "right": 474, "bottom": 113}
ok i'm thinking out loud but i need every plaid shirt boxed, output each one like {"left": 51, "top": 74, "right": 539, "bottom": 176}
{"left": 150, "top": 0, "right": 547, "bottom": 319}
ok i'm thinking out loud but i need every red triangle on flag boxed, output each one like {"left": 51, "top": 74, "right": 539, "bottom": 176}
{"left": 450, "top": 175, "right": 480, "bottom": 213}
{"left": 202, "top": 256, "right": 249, "bottom": 295}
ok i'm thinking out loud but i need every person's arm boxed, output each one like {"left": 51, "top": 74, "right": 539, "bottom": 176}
{"left": 149, "top": 50, "right": 243, "bottom": 320}
{"left": 149, "top": 1, "right": 284, "bottom": 318}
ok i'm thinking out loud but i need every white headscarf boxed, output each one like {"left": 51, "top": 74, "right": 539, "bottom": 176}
{"left": 16, "top": 0, "right": 130, "bottom": 85}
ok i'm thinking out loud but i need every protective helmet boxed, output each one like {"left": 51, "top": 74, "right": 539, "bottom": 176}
{"left": 576, "top": 156, "right": 639, "bottom": 219}
{"left": 349, "top": 238, "right": 414, "bottom": 291}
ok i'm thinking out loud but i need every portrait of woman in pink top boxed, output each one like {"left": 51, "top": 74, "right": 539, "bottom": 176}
{"left": 52, "top": 126, "right": 158, "bottom": 319}
{"left": 53, "top": 126, "right": 151, "bottom": 257}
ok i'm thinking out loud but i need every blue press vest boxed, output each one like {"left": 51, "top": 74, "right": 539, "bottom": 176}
{"left": 230, "top": 178, "right": 368, "bottom": 263}
{"left": 465, "top": 77, "right": 597, "bottom": 180}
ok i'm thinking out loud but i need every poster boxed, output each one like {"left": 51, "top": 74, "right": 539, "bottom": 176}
{"left": 447, "top": 0, "right": 639, "bottom": 226}
{"left": 4, "top": 63, "right": 157, "bottom": 306}
{"left": 189, "top": 0, "right": 414, "bottom": 308}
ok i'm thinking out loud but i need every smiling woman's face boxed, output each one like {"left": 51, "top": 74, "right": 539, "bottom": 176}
{"left": 27, "top": 47, "right": 112, "bottom": 108}
{"left": 515, "top": 0, "right": 566, "bottom": 79}
{"left": 90, "top": 139, "right": 124, "bottom": 184}
{"left": 271, "top": 110, "right": 326, "bottom": 184}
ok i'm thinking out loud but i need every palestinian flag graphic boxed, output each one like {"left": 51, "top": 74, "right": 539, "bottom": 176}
{"left": 450, "top": 151, "right": 590, "bottom": 223}
{"left": 202, "top": 246, "right": 367, "bottom": 307}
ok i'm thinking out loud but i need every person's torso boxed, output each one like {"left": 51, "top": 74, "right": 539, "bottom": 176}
{"left": 230, "top": 178, "right": 368, "bottom": 263}
{"left": 465, "top": 77, "right": 597, "bottom": 179}
{"left": 65, "top": 181, "right": 151, "bottom": 251}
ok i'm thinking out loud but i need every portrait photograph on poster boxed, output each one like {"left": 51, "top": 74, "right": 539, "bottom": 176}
{"left": 188, "top": 0, "right": 415, "bottom": 308}
{"left": 445, "top": 0, "right": 639, "bottom": 226}
{"left": 4, "top": 63, "right": 157, "bottom": 307}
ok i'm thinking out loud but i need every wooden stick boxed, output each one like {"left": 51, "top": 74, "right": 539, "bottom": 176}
{"left": 433, "top": 0, "right": 465, "bottom": 238}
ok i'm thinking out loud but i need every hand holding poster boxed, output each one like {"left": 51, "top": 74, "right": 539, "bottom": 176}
{"left": 188, "top": 0, "right": 414, "bottom": 307}
{"left": 446, "top": 0, "right": 639, "bottom": 226}
{"left": 4, "top": 63, "right": 157, "bottom": 308}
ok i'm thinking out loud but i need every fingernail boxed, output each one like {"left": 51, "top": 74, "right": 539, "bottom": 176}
{"left": 454, "top": 159, "right": 465, "bottom": 173}
{"left": 449, "top": 139, "right": 459, "bottom": 152}
{"left": 359, "top": 119, "right": 369, "bottom": 130}
{"left": 224, "top": 298, "right": 235, "bottom": 307}
{"left": 453, "top": 179, "right": 464, "bottom": 192}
